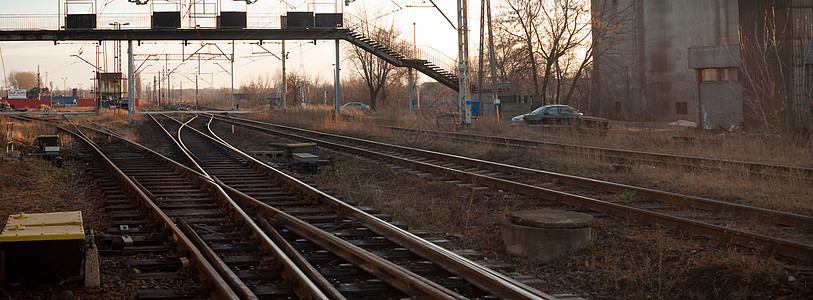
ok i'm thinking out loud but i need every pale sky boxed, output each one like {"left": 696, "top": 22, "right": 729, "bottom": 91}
{"left": 0, "top": 0, "right": 487, "bottom": 92}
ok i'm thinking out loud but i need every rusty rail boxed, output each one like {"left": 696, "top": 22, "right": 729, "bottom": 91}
{"left": 53, "top": 123, "right": 239, "bottom": 299}
{"left": 150, "top": 113, "right": 335, "bottom": 300}
{"left": 210, "top": 115, "right": 813, "bottom": 263}
{"left": 55, "top": 115, "right": 333, "bottom": 300}
{"left": 165, "top": 114, "right": 492, "bottom": 299}
{"left": 193, "top": 115, "right": 556, "bottom": 299}
{"left": 376, "top": 125, "right": 813, "bottom": 180}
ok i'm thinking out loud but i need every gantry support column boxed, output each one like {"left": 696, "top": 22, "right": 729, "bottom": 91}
{"left": 457, "top": 0, "right": 471, "bottom": 125}
{"left": 408, "top": 68, "right": 414, "bottom": 116}
{"left": 334, "top": 39, "right": 341, "bottom": 116}
{"left": 127, "top": 40, "right": 134, "bottom": 124}
{"left": 282, "top": 40, "right": 287, "bottom": 110}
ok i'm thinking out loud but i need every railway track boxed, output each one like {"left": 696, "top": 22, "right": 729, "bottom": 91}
{"left": 174, "top": 103, "right": 812, "bottom": 180}
{"left": 56, "top": 120, "right": 241, "bottom": 298}
{"left": 6, "top": 115, "right": 226, "bottom": 298}
{"left": 207, "top": 114, "right": 813, "bottom": 263}
{"left": 151, "top": 113, "right": 556, "bottom": 299}
{"left": 16, "top": 114, "right": 558, "bottom": 299}
{"left": 371, "top": 125, "right": 813, "bottom": 181}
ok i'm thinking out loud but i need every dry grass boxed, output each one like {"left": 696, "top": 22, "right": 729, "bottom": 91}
{"left": 65, "top": 109, "right": 145, "bottom": 141}
{"left": 533, "top": 221, "right": 809, "bottom": 299}
{"left": 208, "top": 110, "right": 812, "bottom": 298}
{"left": 1, "top": 117, "right": 60, "bottom": 142}
{"left": 243, "top": 110, "right": 813, "bottom": 216}
{"left": 0, "top": 157, "right": 107, "bottom": 231}
{"left": 0, "top": 116, "right": 108, "bottom": 230}
{"left": 314, "top": 155, "right": 515, "bottom": 254}
{"left": 310, "top": 149, "right": 810, "bottom": 299}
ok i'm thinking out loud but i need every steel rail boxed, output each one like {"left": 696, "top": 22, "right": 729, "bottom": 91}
{"left": 172, "top": 115, "right": 209, "bottom": 171}
{"left": 73, "top": 121, "right": 261, "bottom": 299}
{"left": 184, "top": 115, "right": 556, "bottom": 300}
{"left": 137, "top": 113, "right": 813, "bottom": 229}
{"left": 254, "top": 218, "right": 347, "bottom": 300}
{"left": 163, "top": 113, "right": 487, "bottom": 299}
{"left": 166, "top": 114, "right": 476, "bottom": 299}
{"left": 176, "top": 215, "right": 258, "bottom": 300}
{"left": 59, "top": 115, "right": 331, "bottom": 300}
{"left": 49, "top": 123, "right": 240, "bottom": 299}
{"left": 215, "top": 115, "right": 813, "bottom": 227}
{"left": 149, "top": 113, "right": 335, "bottom": 300}
{"left": 216, "top": 178, "right": 466, "bottom": 300}
{"left": 375, "top": 125, "right": 813, "bottom": 179}
{"left": 209, "top": 115, "right": 813, "bottom": 263}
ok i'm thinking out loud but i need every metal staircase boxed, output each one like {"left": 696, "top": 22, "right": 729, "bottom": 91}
{"left": 342, "top": 17, "right": 459, "bottom": 91}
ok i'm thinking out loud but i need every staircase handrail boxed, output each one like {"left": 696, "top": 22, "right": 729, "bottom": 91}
{"left": 343, "top": 13, "right": 458, "bottom": 75}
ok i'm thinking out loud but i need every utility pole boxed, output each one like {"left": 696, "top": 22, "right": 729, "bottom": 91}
{"left": 486, "top": 0, "right": 500, "bottom": 120}
{"left": 37, "top": 65, "right": 41, "bottom": 101}
{"left": 164, "top": 54, "right": 168, "bottom": 108}
{"left": 409, "top": 22, "right": 416, "bottom": 117}
{"left": 282, "top": 40, "right": 287, "bottom": 110}
{"left": 95, "top": 42, "right": 100, "bottom": 112}
{"left": 334, "top": 39, "right": 341, "bottom": 116}
{"left": 477, "top": 0, "right": 485, "bottom": 118}
{"left": 196, "top": 54, "right": 200, "bottom": 109}
{"left": 231, "top": 40, "right": 235, "bottom": 110}
{"left": 408, "top": 68, "right": 414, "bottom": 116}
{"left": 457, "top": 0, "right": 471, "bottom": 125}
{"left": 0, "top": 45, "right": 7, "bottom": 90}
{"left": 127, "top": 40, "right": 134, "bottom": 124}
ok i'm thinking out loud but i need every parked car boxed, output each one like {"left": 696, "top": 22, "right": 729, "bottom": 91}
{"left": 511, "top": 104, "right": 609, "bottom": 133}
{"left": 341, "top": 102, "right": 370, "bottom": 110}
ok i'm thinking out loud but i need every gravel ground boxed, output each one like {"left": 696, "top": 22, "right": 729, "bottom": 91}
{"left": 0, "top": 142, "right": 149, "bottom": 299}
{"left": 4, "top": 114, "right": 809, "bottom": 299}
{"left": 313, "top": 152, "right": 813, "bottom": 299}
{"left": 209, "top": 118, "right": 812, "bottom": 299}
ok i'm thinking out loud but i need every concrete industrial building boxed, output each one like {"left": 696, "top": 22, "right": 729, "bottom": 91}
{"left": 590, "top": 0, "right": 812, "bottom": 132}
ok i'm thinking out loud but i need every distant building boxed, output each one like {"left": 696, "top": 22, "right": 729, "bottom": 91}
{"left": 591, "top": 0, "right": 812, "bottom": 132}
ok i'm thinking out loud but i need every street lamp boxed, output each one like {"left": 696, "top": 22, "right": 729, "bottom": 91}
{"left": 413, "top": 22, "right": 417, "bottom": 55}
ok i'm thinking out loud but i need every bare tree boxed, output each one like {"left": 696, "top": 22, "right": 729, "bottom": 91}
{"left": 534, "top": 0, "right": 590, "bottom": 104}
{"left": 7, "top": 70, "right": 37, "bottom": 90}
{"left": 339, "top": 77, "right": 367, "bottom": 105}
{"left": 492, "top": 13, "right": 535, "bottom": 95}
{"left": 503, "top": 0, "right": 542, "bottom": 95}
{"left": 560, "top": 0, "right": 629, "bottom": 106}
{"left": 284, "top": 71, "right": 305, "bottom": 107}
{"left": 240, "top": 73, "right": 275, "bottom": 107}
{"left": 494, "top": 0, "right": 630, "bottom": 108}
{"left": 347, "top": 8, "right": 407, "bottom": 109}
{"left": 738, "top": 6, "right": 813, "bottom": 136}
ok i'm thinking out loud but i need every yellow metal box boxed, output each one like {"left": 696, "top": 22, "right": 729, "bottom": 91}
{"left": 0, "top": 211, "right": 85, "bottom": 282}
{"left": 0, "top": 211, "right": 84, "bottom": 242}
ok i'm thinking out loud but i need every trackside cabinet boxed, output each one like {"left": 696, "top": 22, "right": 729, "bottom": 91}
{"left": 0, "top": 211, "right": 85, "bottom": 282}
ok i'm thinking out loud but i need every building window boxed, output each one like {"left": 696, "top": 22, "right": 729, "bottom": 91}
{"left": 676, "top": 102, "right": 688, "bottom": 115}
{"left": 700, "top": 68, "right": 738, "bottom": 82}
{"left": 700, "top": 69, "right": 718, "bottom": 82}
{"left": 720, "top": 68, "right": 738, "bottom": 81}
